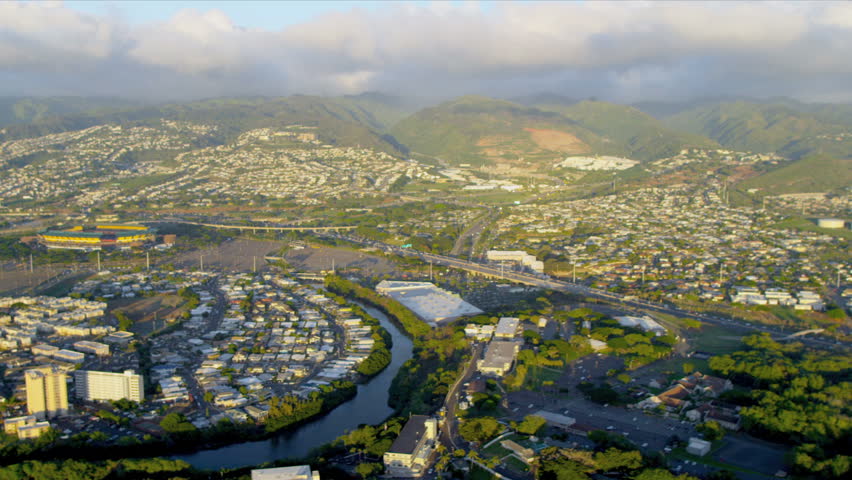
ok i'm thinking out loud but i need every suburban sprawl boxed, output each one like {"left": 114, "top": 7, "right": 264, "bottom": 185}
{"left": 0, "top": 93, "right": 848, "bottom": 480}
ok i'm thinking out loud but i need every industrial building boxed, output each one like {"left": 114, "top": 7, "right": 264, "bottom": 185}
{"left": 486, "top": 250, "right": 545, "bottom": 273}
{"left": 36, "top": 224, "right": 156, "bottom": 251}
{"left": 74, "top": 370, "right": 144, "bottom": 403}
{"left": 250, "top": 465, "right": 321, "bottom": 480}
{"left": 478, "top": 340, "right": 521, "bottom": 377}
{"left": 383, "top": 415, "right": 439, "bottom": 477}
{"left": 375, "top": 281, "right": 483, "bottom": 325}
{"left": 25, "top": 366, "right": 69, "bottom": 419}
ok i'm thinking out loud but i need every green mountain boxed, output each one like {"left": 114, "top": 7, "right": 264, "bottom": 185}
{"left": 390, "top": 95, "right": 614, "bottom": 167}
{"left": 531, "top": 100, "right": 718, "bottom": 161}
{"left": 658, "top": 100, "right": 848, "bottom": 155}
{"left": 0, "top": 95, "right": 409, "bottom": 155}
{"left": 0, "top": 96, "right": 141, "bottom": 127}
{"left": 738, "top": 154, "right": 852, "bottom": 194}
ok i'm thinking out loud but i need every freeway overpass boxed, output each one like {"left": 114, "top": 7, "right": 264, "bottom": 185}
{"left": 145, "top": 219, "right": 357, "bottom": 233}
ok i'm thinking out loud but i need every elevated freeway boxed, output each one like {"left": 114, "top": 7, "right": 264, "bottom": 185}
{"left": 144, "top": 219, "right": 356, "bottom": 233}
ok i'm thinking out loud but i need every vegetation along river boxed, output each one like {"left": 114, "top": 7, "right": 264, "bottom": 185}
{"left": 174, "top": 303, "right": 414, "bottom": 470}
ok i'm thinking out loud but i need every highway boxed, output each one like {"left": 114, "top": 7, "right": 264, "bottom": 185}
{"left": 324, "top": 233, "right": 846, "bottom": 350}
{"left": 415, "top": 250, "right": 844, "bottom": 349}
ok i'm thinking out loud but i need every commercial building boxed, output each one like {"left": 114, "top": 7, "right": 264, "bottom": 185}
{"left": 486, "top": 250, "right": 545, "bottom": 273}
{"left": 494, "top": 317, "right": 520, "bottom": 339}
{"left": 383, "top": 415, "right": 439, "bottom": 477}
{"left": 375, "top": 281, "right": 483, "bottom": 325}
{"left": 478, "top": 340, "right": 521, "bottom": 377}
{"left": 73, "top": 340, "right": 110, "bottom": 356}
{"left": 250, "top": 465, "right": 320, "bottom": 480}
{"left": 25, "top": 366, "right": 69, "bottom": 419}
{"left": 37, "top": 225, "right": 156, "bottom": 251}
{"left": 74, "top": 370, "right": 144, "bottom": 403}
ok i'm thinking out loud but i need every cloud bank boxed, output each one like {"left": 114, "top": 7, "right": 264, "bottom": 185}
{"left": 2, "top": 1, "right": 852, "bottom": 102}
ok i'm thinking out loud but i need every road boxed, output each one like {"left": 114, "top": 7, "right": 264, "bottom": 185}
{"left": 440, "top": 342, "right": 484, "bottom": 450}
{"left": 450, "top": 209, "right": 495, "bottom": 258}
{"left": 322, "top": 233, "right": 847, "bottom": 350}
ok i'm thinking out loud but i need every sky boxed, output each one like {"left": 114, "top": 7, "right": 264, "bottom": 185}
{"left": 3, "top": 0, "right": 852, "bottom": 103}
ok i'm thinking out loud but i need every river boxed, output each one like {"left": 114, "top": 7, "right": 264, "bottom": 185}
{"left": 174, "top": 304, "right": 413, "bottom": 470}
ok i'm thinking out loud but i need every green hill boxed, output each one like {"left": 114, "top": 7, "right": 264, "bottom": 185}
{"left": 390, "top": 95, "right": 614, "bottom": 167}
{"left": 738, "top": 154, "right": 851, "bottom": 194}
{"left": 660, "top": 100, "right": 847, "bottom": 154}
{"left": 0, "top": 95, "right": 408, "bottom": 155}
{"left": 532, "top": 100, "right": 718, "bottom": 161}
{"left": 0, "top": 96, "right": 141, "bottom": 128}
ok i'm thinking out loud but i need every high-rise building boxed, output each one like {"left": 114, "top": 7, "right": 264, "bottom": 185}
{"left": 25, "top": 366, "right": 69, "bottom": 419}
{"left": 74, "top": 370, "right": 144, "bottom": 403}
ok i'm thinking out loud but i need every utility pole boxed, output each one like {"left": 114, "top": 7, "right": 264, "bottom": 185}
{"left": 572, "top": 260, "right": 576, "bottom": 283}
{"left": 200, "top": 255, "right": 204, "bottom": 273}
{"left": 253, "top": 256, "right": 257, "bottom": 273}
{"left": 429, "top": 260, "right": 433, "bottom": 281}
{"left": 96, "top": 251, "right": 101, "bottom": 272}
{"left": 146, "top": 251, "right": 150, "bottom": 271}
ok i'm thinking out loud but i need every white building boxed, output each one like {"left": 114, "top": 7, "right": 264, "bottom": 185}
{"left": 614, "top": 316, "right": 666, "bottom": 336}
{"left": 251, "top": 465, "right": 320, "bottom": 480}
{"left": 494, "top": 317, "right": 520, "bottom": 339}
{"left": 74, "top": 369, "right": 144, "bottom": 403}
{"left": 375, "top": 281, "right": 483, "bottom": 325}
{"left": 686, "top": 437, "right": 712, "bottom": 456}
{"left": 486, "top": 250, "right": 545, "bottom": 273}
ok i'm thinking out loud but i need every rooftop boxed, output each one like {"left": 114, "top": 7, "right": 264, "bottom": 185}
{"left": 387, "top": 415, "right": 430, "bottom": 455}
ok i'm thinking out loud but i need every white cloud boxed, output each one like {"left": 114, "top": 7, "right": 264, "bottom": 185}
{"left": 0, "top": 1, "right": 851, "bottom": 100}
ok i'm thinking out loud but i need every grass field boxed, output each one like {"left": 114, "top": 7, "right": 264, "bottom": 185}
{"left": 523, "top": 365, "right": 564, "bottom": 390}
{"left": 690, "top": 324, "right": 744, "bottom": 354}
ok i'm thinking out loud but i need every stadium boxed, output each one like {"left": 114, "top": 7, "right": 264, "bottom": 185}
{"left": 37, "top": 225, "right": 156, "bottom": 251}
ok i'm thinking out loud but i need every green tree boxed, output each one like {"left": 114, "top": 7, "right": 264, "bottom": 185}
{"left": 515, "top": 415, "right": 547, "bottom": 436}
{"left": 355, "top": 462, "right": 383, "bottom": 479}
{"left": 696, "top": 421, "right": 725, "bottom": 441}
{"left": 459, "top": 417, "right": 502, "bottom": 444}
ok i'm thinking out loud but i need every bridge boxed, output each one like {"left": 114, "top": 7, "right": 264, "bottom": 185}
{"left": 779, "top": 328, "right": 825, "bottom": 341}
{"left": 145, "top": 220, "right": 357, "bottom": 233}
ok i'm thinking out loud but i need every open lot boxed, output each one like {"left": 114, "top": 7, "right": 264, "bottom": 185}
{"left": 111, "top": 295, "right": 185, "bottom": 336}
{"left": 169, "top": 238, "right": 283, "bottom": 273}
{"left": 284, "top": 246, "right": 399, "bottom": 275}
